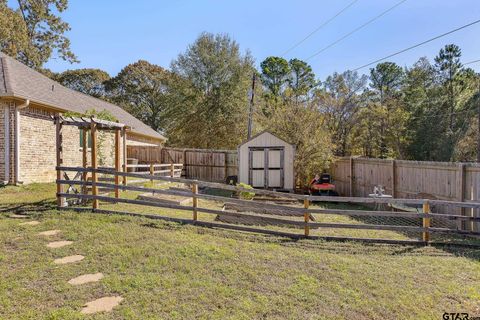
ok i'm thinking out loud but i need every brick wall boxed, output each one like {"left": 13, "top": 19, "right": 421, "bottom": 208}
{"left": 18, "top": 105, "right": 125, "bottom": 184}
{"left": 0, "top": 102, "right": 5, "bottom": 182}
{"left": 0, "top": 100, "right": 164, "bottom": 184}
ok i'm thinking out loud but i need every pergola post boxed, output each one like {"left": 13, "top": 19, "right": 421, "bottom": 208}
{"left": 115, "top": 126, "right": 121, "bottom": 198}
{"left": 90, "top": 119, "right": 98, "bottom": 210}
{"left": 122, "top": 127, "right": 127, "bottom": 186}
{"left": 55, "top": 116, "right": 65, "bottom": 207}
{"left": 82, "top": 128, "right": 88, "bottom": 197}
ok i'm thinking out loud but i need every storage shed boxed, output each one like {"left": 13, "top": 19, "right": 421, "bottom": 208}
{"left": 238, "top": 131, "right": 295, "bottom": 190}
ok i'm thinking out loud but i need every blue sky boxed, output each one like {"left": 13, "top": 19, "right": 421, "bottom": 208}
{"left": 41, "top": 0, "right": 480, "bottom": 80}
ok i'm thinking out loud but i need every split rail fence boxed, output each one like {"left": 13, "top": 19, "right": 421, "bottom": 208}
{"left": 56, "top": 166, "right": 480, "bottom": 247}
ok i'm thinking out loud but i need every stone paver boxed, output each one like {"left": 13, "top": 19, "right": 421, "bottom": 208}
{"left": 80, "top": 296, "right": 123, "bottom": 314}
{"left": 9, "top": 214, "right": 28, "bottom": 219}
{"left": 19, "top": 221, "right": 40, "bottom": 226}
{"left": 38, "top": 230, "right": 61, "bottom": 236}
{"left": 47, "top": 241, "right": 73, "bottom": 248}
{"left": 68, "top": 273, "right": 104, "bottom": 286}
{"left": 54, "top": 255, "right": 84, "bottom": 265}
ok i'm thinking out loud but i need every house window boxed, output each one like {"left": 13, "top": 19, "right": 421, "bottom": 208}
{"left": 79, "top": 129, "right": 92, "bottom": 149}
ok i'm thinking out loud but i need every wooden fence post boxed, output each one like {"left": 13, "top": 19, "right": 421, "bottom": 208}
{"left": 224, "top": 152, "right": 228, "bottom": 182}
{"left": 122, "top": 127, "right": 127, "bottom": 186}
{"left": 456, "top": 163, "right": 466, "bottom": 230}
{"left": 422, "top": 200, "right": 430, "bottom": 244}
{"left": 150, "top": 163, "right": 154, "bottom": 183}
{"left": 170, "top": 163, "right": 175, "bottom": 178}
{"left": 81, "top": 128, "right": 88, "bottom": 199}
{"left": 349, "top": 157, "right": 354, "bottom": 197}
{"left": 90, "top": 121, "right": 98, "bottom": 210}
{"left": 304, "top": 198, "right": 310, "bottom": 237}
{"left": 391, "top": 160, "right": 397, "bottom": 198}
{"left": 114, "top": 127, "right": 121, "bottom": 198}
{"left": 192, "top": 183, "right": 198, "bottom": 222}
{"left": 55, "top": 117, "right": 65, "bottom": 207}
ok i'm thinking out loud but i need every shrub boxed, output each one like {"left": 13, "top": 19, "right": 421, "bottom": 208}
{"left": 237, "top": 182, "right": 255, "bottom": 200}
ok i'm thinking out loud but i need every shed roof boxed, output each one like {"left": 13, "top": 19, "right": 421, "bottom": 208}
{"left": 238, "top": 130, "right": 294, "bottom": 148}
{"left": 0, "top": 52, "right": 165, "bottom": 141}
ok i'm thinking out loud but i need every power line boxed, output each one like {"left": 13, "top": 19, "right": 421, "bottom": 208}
{"left": 306, "top": 0, "right": 407, "bottom": 61}
{"left": 281, "top": 0, "right": 359, "bottom": 57}
{"left": 352, "top": 19, "right": 480, "bottom": 71}
{"left": 465, "top": 58, "right": 480, "bottom": 65}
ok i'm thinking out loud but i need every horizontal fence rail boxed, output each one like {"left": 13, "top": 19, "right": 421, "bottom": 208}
{"left": 56, "top": 166, "right": 480, "bottom": 247}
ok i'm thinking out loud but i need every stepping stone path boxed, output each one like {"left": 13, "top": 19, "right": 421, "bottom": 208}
{"left": 68, "top": 273, "right": 104, "bottom": 286}
{"left": 54, "top": 255, "right": 84, "bottom": 265}
{"left": 18, "top": 221, "right": 124, "bottom": 314}
{"left": 81, "top": 296, "right": 124, "bottom": 314}
{"left": 38, "top": 230, "right": 61, "bottom": 236}
{"left": 47, "top": 240, "right": 73, "bottom": 248}
{"left": 19, "top": 221, "right": 40, "bottom": 226}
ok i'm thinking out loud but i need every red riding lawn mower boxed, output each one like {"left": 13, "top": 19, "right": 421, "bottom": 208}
{"left": 309, "top": 173, "right": 339, "bottom": 196}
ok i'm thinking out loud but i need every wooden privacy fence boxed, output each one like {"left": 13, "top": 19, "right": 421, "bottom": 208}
{"left": 127, "top": 146, "right": 238, "bottom": 182}
{"left": 56, "top": 165, "right": 480, "bottom": 247}
{"left": 332, "top": 157, "right": 480, "bottom": 231}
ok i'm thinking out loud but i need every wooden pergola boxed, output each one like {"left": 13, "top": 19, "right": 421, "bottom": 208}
{"left": 54, "top": 115, "right": 129, "bottom": 208}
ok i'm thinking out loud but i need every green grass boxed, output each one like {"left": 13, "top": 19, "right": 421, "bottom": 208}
{"left": 1, "top": 183, "right": 480, "bottom": 319}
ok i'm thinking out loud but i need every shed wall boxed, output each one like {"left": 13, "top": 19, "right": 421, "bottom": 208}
{"left": 238, "top": 132, "right": 295, "bottom": 190}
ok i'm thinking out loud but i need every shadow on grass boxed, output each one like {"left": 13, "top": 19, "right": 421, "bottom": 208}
{"left": 0, "top": 199, "right": 57, "bottom": 215}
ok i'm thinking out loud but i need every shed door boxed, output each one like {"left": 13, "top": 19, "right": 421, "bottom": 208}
{"left": 248, "top": 147, "right": 284, "bottom": 189}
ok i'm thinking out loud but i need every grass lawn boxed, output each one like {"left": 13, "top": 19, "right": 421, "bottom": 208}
{"left": 1, "top": 183, "right": 479, "bottom": 319}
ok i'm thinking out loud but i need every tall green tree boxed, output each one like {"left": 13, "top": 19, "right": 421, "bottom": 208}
{"left": 258, "top": 101, "right": 333, "bottom": 186}
{"left": 369, "top": 62, "right": 405, "bottom": 158}
{"left": 169, "top": 32, "right": 254, "bottom": 148}
{"left": 370, "top": 62, "right": 404, "bottom": 102}
{"left": 317, "top": 70, "right": 367, "bottom": 156}
{"left": 287, "top": 58, "right": 317, "bottom": 102}
{"left": 435, "top": 44, "right": 464, "bottom": 131}
{"left": 0, "top": 0, "right": 77, "bottom": 69}
{"left": 260, "top": 56, "right": 290, "bottom": 98}
{"left": 57, "top": 69, "right": 110, "bottom": 98}
{"left": 106, "top": 60, "right": 173, "bottom": 132}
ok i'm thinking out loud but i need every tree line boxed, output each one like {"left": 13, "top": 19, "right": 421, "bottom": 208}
{"left": 1, "top": 0, "right": 479, "bottom": 185}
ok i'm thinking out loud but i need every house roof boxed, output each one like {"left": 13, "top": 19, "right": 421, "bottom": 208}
{"left": 0, "top": 52, "right": 165, "bottom": 141}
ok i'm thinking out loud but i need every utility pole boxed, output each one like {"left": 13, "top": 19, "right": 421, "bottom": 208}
{"left": 247, "top": 74, "right": 256, "bottom": 139}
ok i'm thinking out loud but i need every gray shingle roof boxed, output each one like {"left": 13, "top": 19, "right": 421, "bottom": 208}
{"left": 0, "top": 52, "right": 165, "bottom": 141}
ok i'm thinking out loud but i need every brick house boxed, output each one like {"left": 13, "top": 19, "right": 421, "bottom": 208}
{"left": 0, "top": 52, "right": 166, "bottom": 184}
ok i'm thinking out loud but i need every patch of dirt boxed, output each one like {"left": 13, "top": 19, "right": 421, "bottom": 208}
{"left": 80, "top": 296, "right": 123, "bottom": 314}
{"left": 53, "top": 255, "right": 84, "bottom": 265}
{"left": 47, "top": 241, "right": 73, "bottom": 248}
{"left": 68, "top": 273, "right": 104, "bottom": 286}
{"left": 19, "top": 221, "right": 40, "bottom": 226}
{"left": 38, "top": 230, "right": 61, "bottom": 236}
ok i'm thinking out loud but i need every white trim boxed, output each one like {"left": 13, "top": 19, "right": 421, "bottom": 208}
{"left": 3, "top": 105, "right": 9, "bottom": 184}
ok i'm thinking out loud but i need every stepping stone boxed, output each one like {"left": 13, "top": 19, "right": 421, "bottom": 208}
{"left": 68, "top": 273, "right": 104, "bottom": 286}
{"left": 38, "top": 230, "right": 61, "bottom": 236}
{"left": 47, "top": 241, "right": 73, "bottom": 248}
{"left": 9, "top": 214, "right": 28, "bottom": 219}
{"left": 19, "top": 221, "right": 40, "bottom": 226}
{"left": 54, "top": 255, "right": 84, "bottom": 265}
{"left": 80, "top": 296, "right": 123, "bottom": 314}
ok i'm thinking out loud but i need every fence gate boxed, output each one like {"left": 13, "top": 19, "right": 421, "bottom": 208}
{"left": 248, "top": 147, "right": 284, "bottom": 189}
